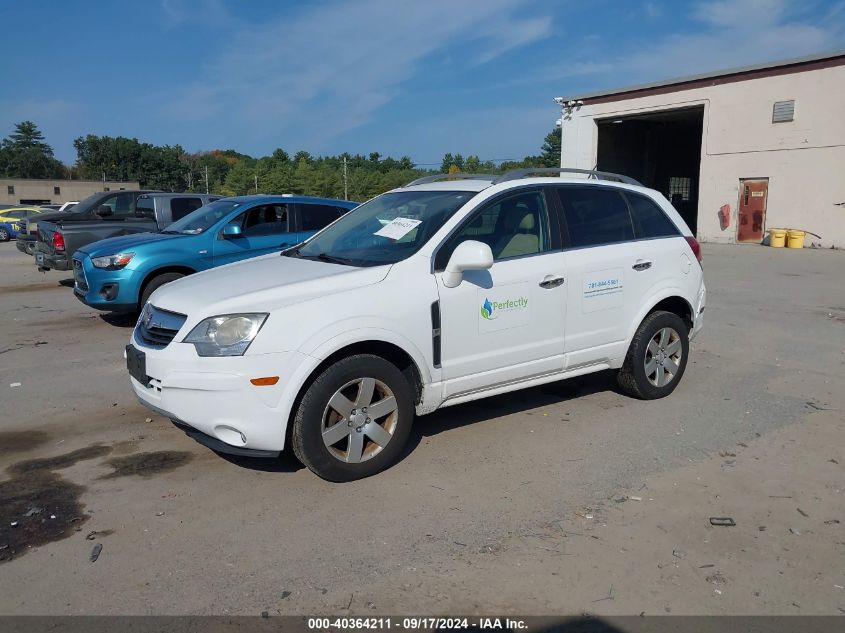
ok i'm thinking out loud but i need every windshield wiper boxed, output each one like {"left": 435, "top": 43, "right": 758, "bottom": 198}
{"left": 282, "top": 248, "right": 354, "bottom": 265}
{"left": 301, "top": 252, "right": 353, "bottom": 265}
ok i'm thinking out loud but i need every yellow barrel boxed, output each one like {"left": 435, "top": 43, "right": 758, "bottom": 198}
{"left": 768, "top": 229, "right": 787, "bottom": 248}
{"left": 786, "top": 230, "right": 806, "bottom": 249}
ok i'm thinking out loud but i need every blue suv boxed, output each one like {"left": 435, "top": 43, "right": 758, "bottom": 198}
{"left": 73, "top": 195, "right": 357, "bottom": 313}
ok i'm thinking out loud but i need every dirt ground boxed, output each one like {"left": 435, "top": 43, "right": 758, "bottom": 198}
{"left": 0, "top": 241, "right": 842, "bottom": 616}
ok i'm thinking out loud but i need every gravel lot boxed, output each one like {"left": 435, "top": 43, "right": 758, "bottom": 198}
{"left": 0, "top": 241, "right": 842, "bottom": 616}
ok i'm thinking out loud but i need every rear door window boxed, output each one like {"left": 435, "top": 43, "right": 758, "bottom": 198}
{"left": 170, "top": 197, "right": 204, "bottom": 221}
{"left": 300, "top": 203, "right": 343, "bottom": 231}
{"left": 136, "top": 196, "right": 155, "bottom": 219}
{"left": 625, "top": 192, "right": 680, "bottom": 239}
{"left": 239, "top": 204, "right": 290, "bottom": 236}
{"left": 555, "top": 186, "right": 634, "bottom": 248}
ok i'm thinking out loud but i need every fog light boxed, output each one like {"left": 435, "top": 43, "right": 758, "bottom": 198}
{"left": 99, "top": 283, "right": 118, "bottom": 301}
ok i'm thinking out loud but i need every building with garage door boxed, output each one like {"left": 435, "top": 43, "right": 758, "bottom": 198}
{"left": 555, "top": 51, "right": 845, "bottom": 248}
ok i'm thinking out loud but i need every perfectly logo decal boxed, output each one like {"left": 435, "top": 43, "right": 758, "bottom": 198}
{"left": 480, "top": 296, "right": 528, "bottom": 320}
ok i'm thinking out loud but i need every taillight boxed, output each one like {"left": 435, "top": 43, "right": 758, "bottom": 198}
{"left": 685, "top": 236, "right": 702, "bottom": 266}
{"left": 52, "top": 231, "right": 65, "bottom": 251}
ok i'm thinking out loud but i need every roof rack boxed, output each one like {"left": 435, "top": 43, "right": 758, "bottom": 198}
{"left": 404, "top": 173, "right": 497, "bottom": 187}
{"left": 492, "top": 167, "right": 643, "bottom": 186}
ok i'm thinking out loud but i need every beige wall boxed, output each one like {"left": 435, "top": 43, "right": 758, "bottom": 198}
{"left": 560, "top": 63, "right": 845, "bottom": 247}
{"left": 0, "top": 179, "right": 140, "bottom": 205}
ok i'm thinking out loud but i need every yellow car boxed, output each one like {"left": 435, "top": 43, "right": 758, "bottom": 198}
{"left": 0, "top": 207, "right": 45, "bottom": 241}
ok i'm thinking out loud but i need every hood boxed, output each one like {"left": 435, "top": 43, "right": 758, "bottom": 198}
{"left": 149, "top": 253, "right": 391, "bottom": 318}
{"left": 77, "top": 232, "right": 184, "bottom": 257}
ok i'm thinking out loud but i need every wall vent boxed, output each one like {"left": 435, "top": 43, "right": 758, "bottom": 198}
{"left": 772, "top": 100, "right": 795, "bottom": 123}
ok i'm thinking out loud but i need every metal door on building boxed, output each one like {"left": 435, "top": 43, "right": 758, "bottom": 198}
{"left": 737, "top": 179, "right": 768, "bottom": 242}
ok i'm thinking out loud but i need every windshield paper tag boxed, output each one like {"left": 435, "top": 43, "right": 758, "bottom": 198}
{"left": 374, "top": 217, "right": 422, "bottom": 240}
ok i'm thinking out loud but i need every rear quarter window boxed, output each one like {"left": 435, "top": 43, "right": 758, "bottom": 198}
{"left": 625, "top": 192, "right": 681, "bottom": 239}
{"left": 556, "top": 186, "right": 634, "bottom": 248}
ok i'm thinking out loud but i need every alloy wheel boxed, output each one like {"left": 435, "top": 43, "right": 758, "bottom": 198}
{"left": 644, "top": 327, "right": 683, "bottom": 387}
{"left": 321, "top": 377, "right": 399, "bottom": 463}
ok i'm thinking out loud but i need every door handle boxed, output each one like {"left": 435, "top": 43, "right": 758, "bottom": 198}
{"left": 539, "top": 275, "right": 565, "bottom": 289}
{"left": 632, "top": 260, "right": 652, "bottom": 271}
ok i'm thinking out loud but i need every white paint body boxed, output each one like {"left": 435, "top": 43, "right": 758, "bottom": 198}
{"left": 559, "top": 62, "right": 845, "bottom": 247}
{"left": 129, "top": 178, "right": 705, "bottom": 453}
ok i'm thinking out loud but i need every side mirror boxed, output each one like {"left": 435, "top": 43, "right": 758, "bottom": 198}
{"left": 96, "top": 205, "right": 113, "bottom": 217}
{"left": 222, "top": 223, "right": 242, "bottom": 238}
{"left": 442, "top": 240, "right": 494, "bottom": 288}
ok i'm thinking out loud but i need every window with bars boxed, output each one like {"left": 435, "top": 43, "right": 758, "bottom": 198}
{"left": 668, "top": 177, "right": 691, "bottom": 202}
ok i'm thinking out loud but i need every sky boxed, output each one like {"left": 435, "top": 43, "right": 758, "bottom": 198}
{"left": 2, "top": 0, "right": 843, "bottom": 165}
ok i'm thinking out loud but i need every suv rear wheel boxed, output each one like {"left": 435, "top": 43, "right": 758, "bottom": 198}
{"left": 291, "top": 354, "right": 414, "bottom": 482}
{"left": 617, "top": 310, "right": 689, "bottom": 399}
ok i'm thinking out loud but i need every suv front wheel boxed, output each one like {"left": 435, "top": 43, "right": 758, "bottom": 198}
{"left": 617, "top": 310, "right": 689, "bottom": 399}
{"left": 291, "top": 354, "right": 415, "bottom": 481}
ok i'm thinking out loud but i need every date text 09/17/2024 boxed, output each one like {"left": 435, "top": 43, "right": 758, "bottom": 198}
{"left": 306, "top": 617, "right": 527, "bottom": 630}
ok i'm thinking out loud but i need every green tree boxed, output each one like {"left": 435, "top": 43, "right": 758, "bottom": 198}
{"left": 0, "top": 121, "right": 66, "bottom": 179}
{"left": 222, "top": 160, "right": 257, "bottom": 195}
{"left": 541, "top": 127, "right": 562, "bottom": 167}
{"left": 440, "top": 153, "right": 465, "bottom": 172}
{"left": 74, "top": 134, "right": 187, "bottom": 190}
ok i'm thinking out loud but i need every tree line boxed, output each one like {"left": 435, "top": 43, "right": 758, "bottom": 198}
{"left": 1, "top": 121, "right": 562, "bottom": 200}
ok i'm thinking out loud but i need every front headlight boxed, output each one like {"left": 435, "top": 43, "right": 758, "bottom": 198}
{"left": 183, "top": 313, "right": 268, "bottom": 357}
{"left": 92, "top": 252, "right": 135, "bottom": 269}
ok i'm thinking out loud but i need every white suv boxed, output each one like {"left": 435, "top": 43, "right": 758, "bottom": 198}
{"left": 127, "top": 169, "right": 705, "bottom": 481}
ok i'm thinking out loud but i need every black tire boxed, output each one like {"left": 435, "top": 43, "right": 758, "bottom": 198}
{"left": 0, "top": 228, "right": 9, "bottom": 242}
{"left": 617, "top": 310, "right": 689, "bottom": 400}
{"left": 25, "top": 242, "right": 35, "bottom": 255}
{"left": 291, "top": 354, "right": 415, "bottom": 482}
{"left": 139, "top": 272, "right": 185, "bottom": 308}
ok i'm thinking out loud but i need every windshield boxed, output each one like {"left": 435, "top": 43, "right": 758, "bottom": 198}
{"left": 291, "top": 190, "right": 476, "bottom": 266}
{"left": 162, "top": 199, "right": 241, "bottom": 234}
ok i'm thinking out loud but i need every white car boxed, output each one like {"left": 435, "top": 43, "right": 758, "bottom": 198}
{"left": 127, "top": 168, "right": 706, "bottom": 481}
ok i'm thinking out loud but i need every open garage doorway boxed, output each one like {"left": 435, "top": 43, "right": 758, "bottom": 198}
{"left": 596, "top": 105, "right": 704, "bottom": 234}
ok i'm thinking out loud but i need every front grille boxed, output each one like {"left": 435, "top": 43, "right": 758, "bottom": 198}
{"left": 135, "top": 305, "right": 187, "bottom": 349}
{"left": 72, "top": 259, "right": 89, "bottom": 291}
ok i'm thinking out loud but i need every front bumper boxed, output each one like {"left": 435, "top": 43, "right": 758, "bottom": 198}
{"left": 171, "top": 419, "right": 280, "bottom": 458}
{"left": 128, "top": 340, "right": 316, "bottom": 453}
{"left": 73, "top": 256, "right": 139, "bottom": 313}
